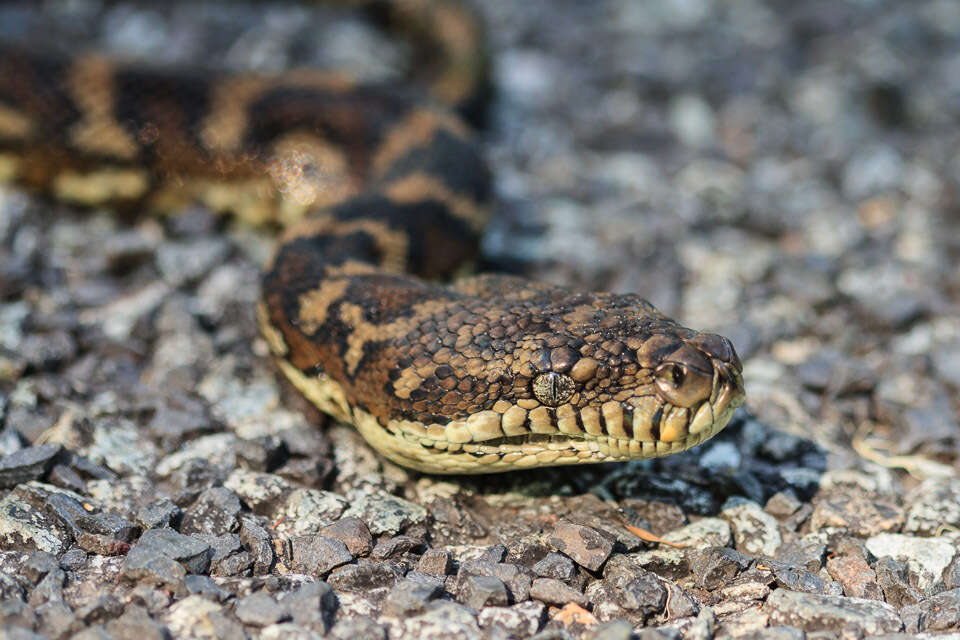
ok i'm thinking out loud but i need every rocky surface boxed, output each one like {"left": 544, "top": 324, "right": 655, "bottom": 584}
{"left": 1, "top": 0, "right": 960, "bottom": 639}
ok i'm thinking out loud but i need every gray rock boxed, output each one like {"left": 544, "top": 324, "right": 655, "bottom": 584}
{"left": 529, "top": 578, "right": 587, "bottom": 608}
{"left": 120, "top": 546, "right": 187, "bottom": 590}
{"left": 59, "top": 548, "right": 87, "bottom": 570}
{"left": 165, "top": 594, "right": 247, "bottom": 640}
{"left": 864, "top": 533, "right": 956, "bottom": 594}
{"left": 721, "top": 497, "right": 783, "bottom": 557}
{"left": 548, "top": 521, "right": 614, "bottom": 571}
{"left": 533, "top": 552, "right": 577, "bottom": 583}
{"left": 874, "top": 556, "right": 923, "bottom": 609}
{"left": 234, "top": 591, "right": 289, "bottom": 627}
{"left": 416, "top": 549, "right": 453, "bottom": 575}
{"left": 138, "top": 528, "right": 213, "bottom": 574}
{"left": 21, "top": 551, "right": 59, "bottom": 585}
{"left": 181, "top": 574, "right": 231, "bottom": 602}
{"left": 327, "top": 560, "right": 403, "bottom": 592}
{"left": 689, "top": 546, "right": 752, "bottom": 590}
{"left": 341, "top": 492, "right": 429, "bottom": 536}
{"left": 42, "top": 492, "right": 137, "bottom": 555}
{"left": 765, "top": 589, "right": 903, "bottom": 635}
{"left": 904, "top": 478, "right": 960, "bottom": 535}
{"left": 583, "top": 619, "right": 633, "bottom": 640}
{"left": 239, "top": 515, "right": 275, "bottom": 575}
{"left": 223, "top": 469, "right": 292, "bottom": 515}
{"left": 320, "top": 517, "right": 373, "bottom": 557}
{"left": 382, "top": 578, "right": 443, "bottom": 617}
{"left": 0, "top": 492, "right": 71, "bottom": 555}
{"left": 460, "top": 574, "right": 510, "bottom": 609}
{"left": 0, "top": 598, "right": 37, "bottom": 630}
{"left": 477, "top": 601, "right": 545, "bottom": 637}
{"left": 288, "top": 535, "right": 354, "bottom": 576}
{"left": 156, "top": 238, "right": 230, "bottom": 286}
{"left": 180, "top": 487, "right": 243, "bottom": 536}
{"left": 400, "top": 602, "right": 481, "bottom": 640}
{"left": 274, "top": 489, "right": 348, "bottom": 537}
{"left": 105, "top": 604, "right": 169, "bottom": 640}
{"left": 0, "top": 444, "right": 62, "bottom": 489}
{"left": 35, "top": 600, "right": 75, "bottom": 639}
{"left": 328, "top": 616, "right": 386, "bottom": 640}
{"left": 281, "top": 581, "right": 336, "bottom": 633}
{"left": 371, "top": 535, "right": 423, "bottom": 560}
{"left": 900, "top": 588, "right": 960, "bottom": 633}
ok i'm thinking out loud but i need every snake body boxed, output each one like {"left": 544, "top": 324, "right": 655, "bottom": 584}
{"left": 0, "top": 1, "right": 744, "bottom": 473}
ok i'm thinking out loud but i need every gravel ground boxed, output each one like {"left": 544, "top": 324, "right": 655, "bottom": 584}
{"left": 2, "top": 1, "right": 960, "bottom": 639}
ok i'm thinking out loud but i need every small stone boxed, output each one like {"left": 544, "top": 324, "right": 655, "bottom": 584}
{"left": 75, "top": 594, "right": 124, "bottom": 625}
{"left": 60, "top": 548, "right": 87, "bottom": 570}
{"left": 480, "top": 602, "right": 545, "bottom": 637}
{"left": 137, "top": 528, "right": 213, "bottom": 574}
{"left": 180, "top": 487, "right": 243, "bottom": 535}
{"left": 417, "top": 548, "right": 453, "bottom": 575}
{"left": 21, "top": 551, "right": 60, "bottom": 584}
{"left": 900, "top": 588, "right": 960, "bottom": 633}
{"left": 207, "top": 533, "right": 253, "bottom": 577}
{"left": 181, "top": 574, "right": 231, "bottom": 602}
{"left": 764, "top": 491, "right": 802, "bottom": 519}
{"left": 810, "top": 493, "right": 902, "bottom": 536}
{"left": 548, "top": 521, "right": 614, "bottom": 571}
{"left": 235, "top": 435, "right": 287, "bottom": 472}
{"left": 0, "top": 492, "right": 71, "bottom": 554}
{"left": 0, "top": 444, "right": 62, "bottom": 489}
{"left": 764, "top": 589, "right": 903, "bottom": 635}
{"left": 460, "top": 574, "right": 510, "bottom": 609}
{"left": 399, "top": 602, "right": 481, "bottom": 639}
{"left": 288, "top": 535, "right": 354, "bottom": 576}
{"left": 721, "top": 497, "right": 782, "bottom": 557}
{"left": 768, "top": 559, "right": 841, "bottom": 596}
{"left": 904, "top": 478, "right": 960, "bottom": 535}
{"left": 328, "top": 616, "right": 386, "bottom": 640}
{"left": 826, "top": 552, "right": 883, "bottom": 600}
{"left": 382, "top": 578, "right": 442, "bottom": 617}
{"left": 36, "top": 600, "right": 76, "bottom": 639}
{"left": 602, "top": 555, "right": 667, "bottom": 616}
{"left": 0, "top": 598, "right": 37, "bottom": 628}
{"left": 165, "top": 594, "right": 246, "bottom": 640}
{"left": 874, "top": 556, "right": 922, "bottom": 609}
{"left": 105, "top": 604, "right": 169, "bottom": 640}
{"left": 690, "top": 547, "right": 752, "bottom": 590}
{"left": 320, "top": 517, "right": 373, "bottom": 557}
{"left": 282, "top": 581, "right": 337, "bottom": 633}
{"left": 274, "top": 489, "right": 348, "bottom": 537}
{"left": 327, "top": 560, "right": 403, "bottom": 592}
{"left": 120, "top": 546, "right": 187, "bottom": 590}
{"left": 234, "top": 591, "right": 289, "bottom": 627}
{"left": 341, "top": 492, "right": 429, "bottom": 536}
{"left": 371, "top": 535, "right": 423, "bottom": 560}
{"left": 864, "top": 533, "right": 956, "bottom": 594}
{"left": 533, "top": 552, "right": 577, "bottom": 583}
{"left": 774, "top": 539, "right": 826, "bottom": 573}
{"left": 529, "top": 578, "right": 588, "bottom": 608}
{"left": 583, "top": 619, "right": 633, "bottom": 640}
{"left": 239, "top": 515, "right": 275, "bottom": 575}
{"left": 223, "top": 469, "right": 292, "bottom": 515}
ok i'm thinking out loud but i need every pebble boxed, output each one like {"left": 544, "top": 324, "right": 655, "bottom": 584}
{"left": 234, "top": 591, "right": 289, "bottom": 627}
{"left": 382, "top": 579, "right": 443, "bottom": 617}
{"left": 0, "top": 444, "right": 63, "bottom": 489}
{"left": 864, "top": 533, "right": 957, "bottom": 595}
{"left": 529, "top": 578, "right": 588, "bottom": 608}
{"left": 341, "top": 491, "right": 429, "bottom": 536}
{"left": 721, "top": 497, "right": 783, "bottom": 557}
{"left": 478, "top": 601, "right": 546, "bottom": 637}
{"left": 904, "top": 478, "right": 960, "bottom": 535}
{"left": 179, "top": 487, "right": 243, "bottom": 535}
{"left": 460, "top": 574, "right": 510, "bottom": 609}
{"left": 416, "top": 549, "right": 453, "bottom": 576}
{"left": 900, "top": 588, "right": 960, "bottom": 633}
{"left": 764, "top": 590, "right": 903, "bottom": 635}
{"left": 136, "top": 528, "right": 213, "bottom": 574}
{"left": 281, "top": 581, "right": 337, "bottom": 633}
{"left": 533, "top": 552, "right": 578, "bottom": 583}
{"left": 273, "top": 489, "right": 348, "bottom": 537}
{"left": 548, "top": 521, "right": 614, "bottom": 571}
{"left": 0, "top": 492, "right": 71, "bottom": 555}
{"left": 288, "top": 535, "right": 354, "bottom": 576}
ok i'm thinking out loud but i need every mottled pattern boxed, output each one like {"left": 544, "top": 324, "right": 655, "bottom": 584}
{"left": 0, "top": 0, "right": 744, "bottom": 473}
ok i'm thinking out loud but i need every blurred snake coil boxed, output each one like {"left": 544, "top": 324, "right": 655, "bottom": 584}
{"left": 0, "top": 0, "right": 745, "bottom": 473}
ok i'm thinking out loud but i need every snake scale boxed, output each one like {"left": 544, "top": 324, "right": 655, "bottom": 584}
{"left": 0, "top": 0, "right": 745, "bottom": 473}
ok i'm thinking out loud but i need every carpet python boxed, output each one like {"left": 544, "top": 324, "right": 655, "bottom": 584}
{"left": 0, "top": 0, "right": 745, "bottom": 473}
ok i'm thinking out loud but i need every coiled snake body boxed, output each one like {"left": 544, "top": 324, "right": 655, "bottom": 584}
{"left": 0, "top": 1, "right": 744, "bottom": 473}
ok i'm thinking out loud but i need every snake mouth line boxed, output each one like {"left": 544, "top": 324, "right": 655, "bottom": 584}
{"left": 384, "top": 360, "right": 745, "bottom": 468}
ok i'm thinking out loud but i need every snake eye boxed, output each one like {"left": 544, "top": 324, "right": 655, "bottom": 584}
{"left": 654, "top": 362, "right": 712, "bottom": 407}
{"left": 532, "top": 372, "right": 575, "bottom": 407}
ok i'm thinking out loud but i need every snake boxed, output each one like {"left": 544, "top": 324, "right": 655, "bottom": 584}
{"left": 0, "top": 0, "right": 745, "bottom": 474}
